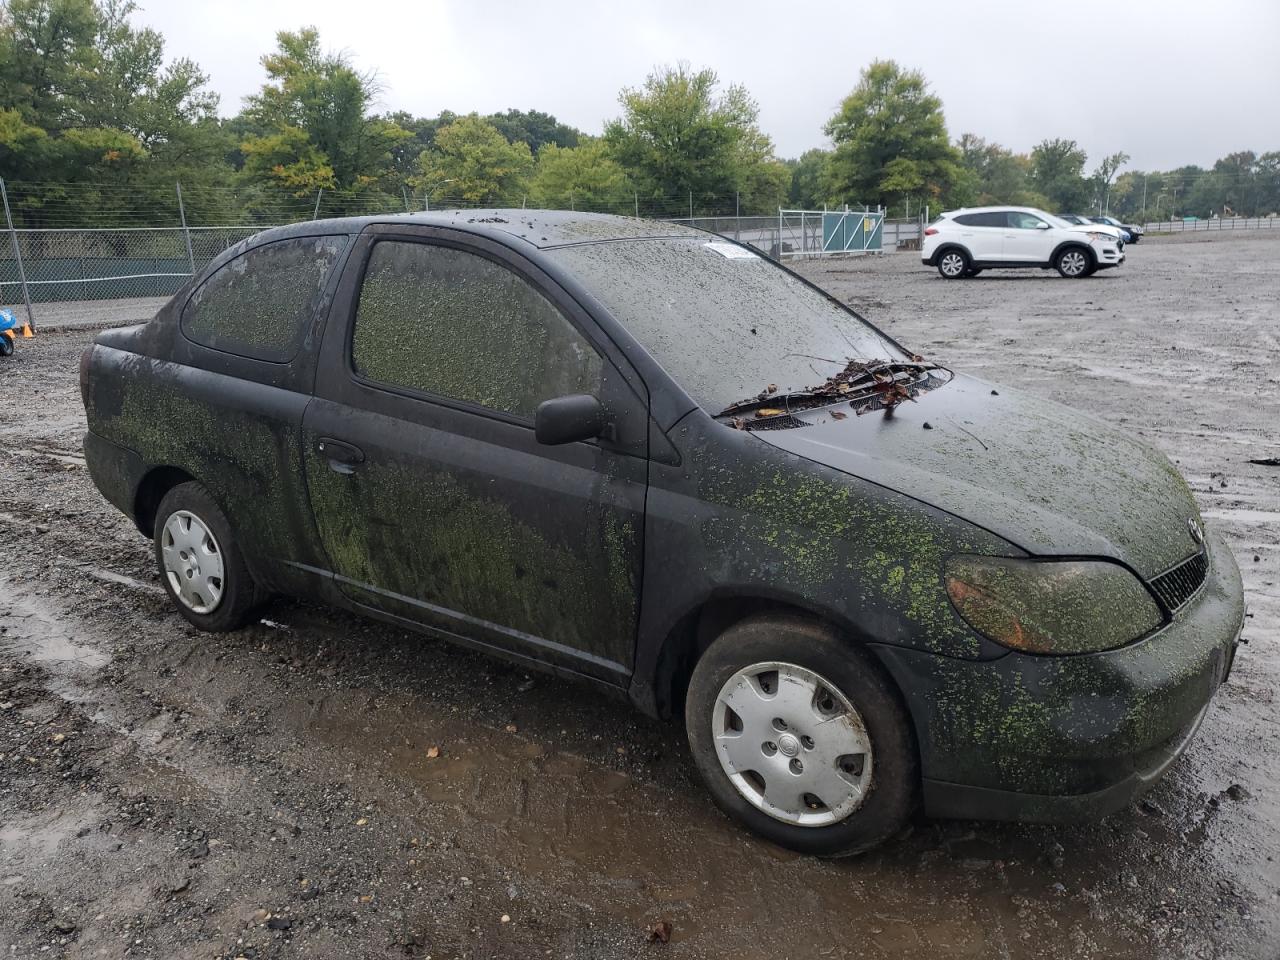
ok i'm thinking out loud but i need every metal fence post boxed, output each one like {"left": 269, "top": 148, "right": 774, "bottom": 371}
{"left": 1, "top": 178, "right": 35, "bottom": 332}
{"left": 176, "top": 182, "right": 196, "bottom": 275}
{"left": 313, "top": 188, "right": 324, "bottom": 220}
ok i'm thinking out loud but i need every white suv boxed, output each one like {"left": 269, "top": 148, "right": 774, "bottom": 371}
{"left": 921, "top": 206, "right": 1124, "bottom": 279}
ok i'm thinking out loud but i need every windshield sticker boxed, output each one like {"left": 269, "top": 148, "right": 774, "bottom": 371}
{"left": 703, "top": 241, "right": 760, "bottom": 261}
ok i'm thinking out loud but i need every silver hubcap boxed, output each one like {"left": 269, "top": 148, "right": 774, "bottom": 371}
{"left": 712, "top": 661, "right": 873, "bottom": 828}
{"left": 1061, "top": 251, "right": 1087, "bottom": 275}
{"left": 161, "top": 510, "right": 225, "bottom": 614}
{"left": 940, "top": 253, "right": 965, "bottom": 276}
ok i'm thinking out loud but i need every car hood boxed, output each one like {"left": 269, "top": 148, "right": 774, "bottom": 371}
{"left": 752, "top": 374, "right": 1203, "bottom": 580}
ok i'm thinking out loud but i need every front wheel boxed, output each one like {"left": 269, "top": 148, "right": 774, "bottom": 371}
{"left": 1055, "top": 246, "right": 1093, "bottom": 278}
{"left": 0, "top": 334, "right": 13, "bottom": 357}
{"left": 936, "top": 249, "right": 969, "bottom": 279}
{"left": 153, "top": 481, "right": 263, "bottom": 631}
{"left": 685, "top": 615, "right": 917, "bottom": 857}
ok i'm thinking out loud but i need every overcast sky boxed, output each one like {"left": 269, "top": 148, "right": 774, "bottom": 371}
{"left": 141, "top": 0, "right": 1278, "bottom": 170}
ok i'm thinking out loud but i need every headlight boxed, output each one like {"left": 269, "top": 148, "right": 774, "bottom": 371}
{"left": 945, "top": 556, "right": 1163, "bottom": 655}
{"left": 1085, "top": 231, "right": 1111, "bottom": 243}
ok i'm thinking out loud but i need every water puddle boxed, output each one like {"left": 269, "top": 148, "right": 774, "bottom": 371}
{"left": 0, "top": 577, "right": 110, "bottom": 672}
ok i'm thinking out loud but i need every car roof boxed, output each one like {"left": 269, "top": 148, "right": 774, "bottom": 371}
{"left": 942, "top": 205, "right": 1052, "bottom": 216}
{"left": 242, "top": 209, "right": 705, "bottom": 251}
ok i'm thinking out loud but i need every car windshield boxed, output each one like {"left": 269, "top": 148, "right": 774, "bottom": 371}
{"left": 546, "top": 237, "right": 908, "bottom": 413}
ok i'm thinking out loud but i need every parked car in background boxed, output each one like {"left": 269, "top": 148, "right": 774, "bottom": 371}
{"left": 1058, "top": 214, "right": 1129, "bottom": 245}
{"left": 81, "top": 211, "right": 1237, "bottom": 857}
{"left": 1091, "top": 215, "right": 1144, "bottom": 242}
{"left": 922, "top": 206, "right": 1124, "bottom": 279}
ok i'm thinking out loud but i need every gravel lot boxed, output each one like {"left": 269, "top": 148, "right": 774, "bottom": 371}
{"left": 1, "top": 230, "right": 1277, "bottom": 959}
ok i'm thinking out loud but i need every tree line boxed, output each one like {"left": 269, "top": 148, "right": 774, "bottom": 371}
{"left": 0, "top": 0, "right": 1276, "bottom": 228}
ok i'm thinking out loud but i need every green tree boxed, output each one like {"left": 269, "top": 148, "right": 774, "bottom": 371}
{"left": 1029, "top": 138, "right": 1090, "bottom": 211}
{"left": 823, "top": 60, "right": 961, "bottom": 214}
{"left": 1255, "top": 152, "right": 1280, "bottom": 216}
{"left": 416, "top": 114, "right": 533, "bottom": 204}
{"left": 240, "top": 28, "right": 409, "bottom": 195}
{"left": 604, "top": 63, "right": 778, "bottom": 213}
{"left": 954, "top": 134, "right": 1048, "bottom": 209}
{"left": 1093, "top": 150, "right": 1129, "bottom": 214}
{"left": 0, "top": 0, "right": 228, "bottom": 223}
{"left": 528, "top": 139, "right": 630, "bottom": 210}
{"left": 485, "top": 109, "right": 580, "bottom": 152}
{"left": 787, "top": 148, "right": 830, "bottom": 208}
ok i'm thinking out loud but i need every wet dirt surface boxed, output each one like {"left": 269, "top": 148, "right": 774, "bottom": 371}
{"left": 1, "top": 231, "right": 1277, "bottom": 958}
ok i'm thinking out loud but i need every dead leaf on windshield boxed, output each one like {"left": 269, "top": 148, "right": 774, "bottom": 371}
{"left": 756, "top": 408, "right": 785, "bottom": 418}
{"left": 830, "top": 410, "right": 848, "bottom": 420}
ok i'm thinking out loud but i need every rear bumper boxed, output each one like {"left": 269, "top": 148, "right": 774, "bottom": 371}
{"left": 83, "top": 429, "right": 146, "bottom": 530}
{"left": 872, "top": 531, "right": 1245, "bottom": 823}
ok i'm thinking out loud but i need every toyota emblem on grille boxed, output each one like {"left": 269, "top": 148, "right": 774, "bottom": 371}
{"left": 1188, "top": 517, "right": 1205, "bottom": 545}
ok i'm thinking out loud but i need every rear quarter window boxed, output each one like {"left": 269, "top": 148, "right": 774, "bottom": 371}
{"left": 181, "top": 236, "right": 347, "bottom": 362}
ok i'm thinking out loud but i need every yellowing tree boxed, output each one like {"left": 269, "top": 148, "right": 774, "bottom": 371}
{"left": 241, "top": 28, "right": 408, "bottom": 195}
{"left": 416, "top": 115, "right": 534, "bottom": 205}
{"left": 529, "top": 140, "right": 631, "bottom": 210}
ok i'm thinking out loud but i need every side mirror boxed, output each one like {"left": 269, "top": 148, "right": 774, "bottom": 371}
{"left": 535, "top": 394, "right": 607, "bottom": 445}
{"left": 1036, "top": 222, "right": 1051, "bottom": 230}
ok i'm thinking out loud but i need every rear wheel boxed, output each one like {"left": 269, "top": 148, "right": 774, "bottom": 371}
{"left": 685, "top": 614, "right": 917, "bottom": 857}
{"left": 936, "top": 249, "right": 969, "bottom": 279}
{"left": 1055, "top": 246, "right": 1092, "bottom": 278}
{"left": 153, "top": 482, "right": 263, "bottom": 631}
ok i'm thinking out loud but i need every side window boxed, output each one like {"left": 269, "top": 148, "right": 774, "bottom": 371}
{"left": 182, "top": 236, "right": 346, "bottom": 362}
{"left": 351, "top": 241, "right": 603, "bottom": 419}
{"left": 955, "top": 213, "right": 1005, "bottom": 227}
{"left": 1009, "top": 212, "right": 1047, "bottom": 230}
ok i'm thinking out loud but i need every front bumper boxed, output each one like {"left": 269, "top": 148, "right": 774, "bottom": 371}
{"left": 872, "top": 531, "right": 1245, "bottom": 823}
{"left": 1096, "top": 244, "right": 1124, "bottom": 268}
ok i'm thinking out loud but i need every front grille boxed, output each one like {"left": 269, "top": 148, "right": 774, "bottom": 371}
{"left": 1149, "top": 550, "right": 1209, "bottom": 614}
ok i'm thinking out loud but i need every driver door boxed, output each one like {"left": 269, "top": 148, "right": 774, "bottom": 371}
{"left": 302, "top": 226, "right": 649, "bottom": 682}
{"left": 1002, "top": 210, "right": 1055, "bottom": 262}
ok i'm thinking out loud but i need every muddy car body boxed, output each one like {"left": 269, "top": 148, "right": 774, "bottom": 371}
{"left": 79, "top": 211, "right": 1246, "bottom": 855}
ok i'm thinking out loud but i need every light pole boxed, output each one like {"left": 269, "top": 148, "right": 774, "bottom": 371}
{"left": 424, "top": 179, "right": 455, "bottom": 212}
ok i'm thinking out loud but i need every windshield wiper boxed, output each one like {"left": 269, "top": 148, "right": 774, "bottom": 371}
{"left": 717, "top": 357, "right": 950, "bottom": 422}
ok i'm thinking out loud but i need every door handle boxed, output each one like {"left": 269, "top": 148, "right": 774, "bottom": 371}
{"left": 315, "top": 437, "right": 365, "bottom": 474}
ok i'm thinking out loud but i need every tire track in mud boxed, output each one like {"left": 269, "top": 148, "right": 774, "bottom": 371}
{"left": 4, "top": 284, "right": 1279, "bottom": 957}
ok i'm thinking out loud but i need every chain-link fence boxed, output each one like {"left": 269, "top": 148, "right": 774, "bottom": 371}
{"left": 0, "top": 226, "right": 259, "bottom": 305}
{"left": 0, "top": 178, "right": 929, "bottom": 330}
{"left": 1140, "top": 215, "right": 1278, "bottom": 234}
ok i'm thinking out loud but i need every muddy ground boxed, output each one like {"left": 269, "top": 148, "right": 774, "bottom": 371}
{"left": 1, "top": 230, "right": 1277, "bottom": 959}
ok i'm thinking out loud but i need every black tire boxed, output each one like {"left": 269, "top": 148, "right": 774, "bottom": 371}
{"left": 1054, "top": 245, "right": 1093, "bottom": 278}
{"left": 964, "top": 267, "right": 983, "bottom": 277}
{"left": 152, "top": 481, "right": 263, "bottom": 631}
{"left": 936, "top": 248, "right": 969, "bottom": 279}
{"left": 0, "top": 334, "right": 13, "bottom": 357}
{"left": 684, "top": 614, "right": 917, "bottom": 857}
